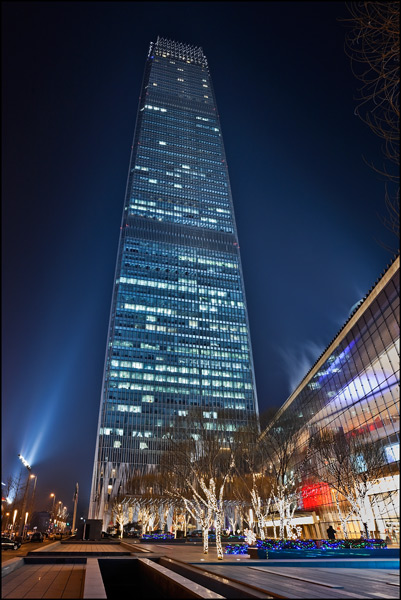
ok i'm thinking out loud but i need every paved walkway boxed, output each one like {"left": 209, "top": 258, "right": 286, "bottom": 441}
{"left": 37, "top": 542, "right": 127, "bottom": 554}
{"left": 132, "top": 542, "right": 400, "bottom": 599}
{"left": 2, "top": 563, "right": 85, "bottom": 599}
{"left": 1, "top": 540, "right": 399, "bottom": 599}
{"left": 202, "top": 564, "right": 400, "bottom": 599}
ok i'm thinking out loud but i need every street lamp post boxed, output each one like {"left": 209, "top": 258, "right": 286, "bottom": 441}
{"left": 80, "top": 516, "right": 86, "bottom": 540}
{"left": 50, "top": 493, "right": 56, "bottom": 530}
{"left": 72, "top": 483, "right": 79, "bottom": 535}
{"left": 17, "top": 454, "right": 32, "bottom": 538}
{"left": 57, "top": 501, "right": 62, "bottom": 527}
{"left": 4, "top": 512, "right": 10, "bottom": 532}
{"left": 29, "top": 474, "right": 38, "bottom": 518}
{"left": 11, "top": 509, "right": 18, "bottom": 536}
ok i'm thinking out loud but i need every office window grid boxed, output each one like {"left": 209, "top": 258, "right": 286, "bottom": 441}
{"left": 89, "top": 38, "right": 258, "bottom": 525}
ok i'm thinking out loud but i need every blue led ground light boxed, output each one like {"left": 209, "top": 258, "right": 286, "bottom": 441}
{"left": 321, "top": 539, "right": 387, "bottom": 549}
{"left": 224, "top": 538, "right": 388, "bottom": 554}
{"left": 225, "top": 544, "right": 249, "bottom": 555}
{"left": 141, "top": 533, "right": 174, "bottom": 540}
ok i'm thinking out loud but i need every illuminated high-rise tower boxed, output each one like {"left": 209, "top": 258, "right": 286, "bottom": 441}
{"left": 89, "top": 37, "right": 258, "bottom": 525}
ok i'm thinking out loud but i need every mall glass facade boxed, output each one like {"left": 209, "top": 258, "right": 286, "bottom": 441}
{"left": 89, "top": 38, "right": 258, "bottom": 524}
{"left": 268, "top": 256, "right": 400, "bottom": 542}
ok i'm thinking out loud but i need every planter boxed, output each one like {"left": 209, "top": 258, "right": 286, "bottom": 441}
{"left": 248, "top": 547, "right": 268, "bottom": 559}
{"left": 267, "top": 548, "right": 399, "bottom": 559}
{"left": 139, "top": 538, "right": 186, "bottom": 544}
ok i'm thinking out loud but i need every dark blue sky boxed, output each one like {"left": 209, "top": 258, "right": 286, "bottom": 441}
{"left": 2, "top": 1, "right": 397, "bottom": 517}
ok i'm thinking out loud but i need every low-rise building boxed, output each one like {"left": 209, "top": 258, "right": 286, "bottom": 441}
{"left": 265, "top": 256, "right": 399, "bottom": 542}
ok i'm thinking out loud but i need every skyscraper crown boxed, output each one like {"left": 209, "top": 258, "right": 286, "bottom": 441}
{"left": 149, "top": 36, "right": 208, "bottom": 68}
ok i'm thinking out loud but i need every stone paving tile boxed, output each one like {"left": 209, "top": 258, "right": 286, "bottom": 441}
{"left": 202, "top": 564, "right": 400, "bottom": 599}
{"left": 2, "top": 540, "right": 398, "bottom": 599}
{"left": 2, "top": 563, "right": 85, "bottom": 599}
{"left": 61, "top": 565, "right": 85, "bottom": 599}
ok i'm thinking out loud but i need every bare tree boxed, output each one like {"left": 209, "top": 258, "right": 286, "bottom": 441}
{"left": 234, "top": 416, "right": 274, "bottom": 539}
{"left": 309, "top": 428, "right": 391, "bottom": 539}
{"left": 125, "top": 472, "right": 165, "bottom": 534}
{"left": 260, "top": 409, "right": 306, "bottom": 540}
{"left": 160, "top": 408, "right": 236, "bottom": 559}
{"left": 342, "top": 2, "right": 400, "bottom": 244}
{"left": 111, "top": 496, "right": 130, "bottom": 539}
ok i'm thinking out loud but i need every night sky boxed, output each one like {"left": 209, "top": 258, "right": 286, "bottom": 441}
{"left": 2, "top": 1, "right": 397, "bottom": 518}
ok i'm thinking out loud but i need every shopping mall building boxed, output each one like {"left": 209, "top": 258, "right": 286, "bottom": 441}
{"left": 265, "top": 255, "right": 399, "bottom": 542}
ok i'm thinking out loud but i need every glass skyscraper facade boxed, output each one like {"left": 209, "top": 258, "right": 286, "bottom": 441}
{"left": 265, "top": 256, "right": 399, "bottom": 542}
{"left": 89, "top": 38, "right": 258, "bottom": 524}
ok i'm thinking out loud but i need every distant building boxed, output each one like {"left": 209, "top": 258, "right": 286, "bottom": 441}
{"left": 264, "top": 256, "right": 400, "bottom": 542}
{"left": 30, "top": 511, "right": 50, "bottom": 532}
{"left": 89, "top": 37, "right": 259, "bottom": 527}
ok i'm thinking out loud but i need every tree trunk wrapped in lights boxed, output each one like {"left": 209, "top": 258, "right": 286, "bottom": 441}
{"left": 160, "top": 408, "right": 236, "bottom": 560}
{"left": 256, "top": 409, "right": 305, "bottom": 541}
{"left": 334, "top": 491, "right": 354, "bottom": 539}
{"left": 250, "top": 486, "right": 272, "bottom": 540}
{"left": 111, "top": 497, "right": 130, "bottom": 538}
{"left": 308, "top": 428, "right": 393, "bottom": 539}
{"left": 232, "top": 413, "right": 276, "bottom": 540}
{"left": 183, "top": 496, "right": 211, "bottom": 554}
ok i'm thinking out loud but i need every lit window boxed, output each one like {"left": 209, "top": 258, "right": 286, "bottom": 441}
{"left": 385, "top": 443, "right": 400, "bottom": 463}
{"left": 139, "top": 442, "right": 148, "bottom": 450}
{"left": 148, "top": 179, "right": 158, "bottom": 183}
{"left": 174, "top": 184, "right": 182, "bottom": 188}
{"left": 114, "top": 441, "right": 121, "bottom": 448}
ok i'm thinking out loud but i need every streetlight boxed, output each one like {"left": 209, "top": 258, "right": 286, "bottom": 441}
{"left": 50, "top": 493, "right": 56, "bottom": 519}
{"left": 11, "top": 509, "right": 18, "bottom": 537}
{"left": 27, "top": 474, "right": 38, "bottom": 528}
{"left": 80, "top": 516, "right": 87, "bottom": 540}
{"left": 29, "top": 475, "right": 37, "bottom": 508}
{"left": 52, "top": 500, "right": 63, "bottom": 529}
{"left": 72, "top": 483, "right": 79, "bottom": 534}
{"left": 17, "top": 454, "right": 31, "bottom": 538}
{"left": 4, "top": 512, "right": 10, "bottom": 532}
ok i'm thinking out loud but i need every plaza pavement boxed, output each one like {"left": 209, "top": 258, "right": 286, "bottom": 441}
{"left": 1, "top": 539, "right": 399, "bottom": 599}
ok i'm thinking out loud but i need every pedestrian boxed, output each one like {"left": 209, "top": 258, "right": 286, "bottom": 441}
{"left": 327, "top": 525, "right": 336, "bottom": 540}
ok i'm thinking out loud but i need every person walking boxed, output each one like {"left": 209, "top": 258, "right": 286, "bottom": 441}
{"left": 327, "top": 525, "right": 336, "bottom": 540}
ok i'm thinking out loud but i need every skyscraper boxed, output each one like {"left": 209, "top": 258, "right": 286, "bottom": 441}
{"left": 89, "top": 37, "right": 258, "bottom": 525}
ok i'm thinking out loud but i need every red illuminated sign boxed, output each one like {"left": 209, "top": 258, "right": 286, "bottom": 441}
{"left": 301, "top": 482, "right": 332, "bottom": 510}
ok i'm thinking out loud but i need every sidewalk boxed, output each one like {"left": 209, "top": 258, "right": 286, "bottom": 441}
{"left": 1, "top": 538, "right": 399, "bottom": 599}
